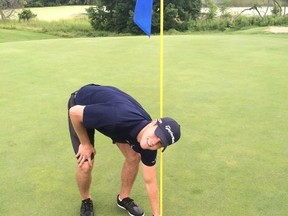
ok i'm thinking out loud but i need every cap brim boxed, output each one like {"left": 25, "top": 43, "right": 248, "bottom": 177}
{"left": 155, "top": 126, "right": 168, "bottom": 148}
{"left": 161, "top": 147, "right": 167, "bottom": 152}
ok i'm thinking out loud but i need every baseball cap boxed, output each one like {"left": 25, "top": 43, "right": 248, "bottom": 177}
{"left": 154, "top": 117, "right": 181, "bottom": 152}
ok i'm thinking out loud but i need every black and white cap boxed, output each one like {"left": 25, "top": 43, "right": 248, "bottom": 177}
{"left": 155, "top": 117, "right": 181, "bottom": 152}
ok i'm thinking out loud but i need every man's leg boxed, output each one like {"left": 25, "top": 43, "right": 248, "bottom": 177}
{"left": 116, "top": 143, "right": 141, "bottom": 198}
{"left": 73, "top": 142, "right": 95, "bottom": 216}
{"left": 69, "top": 108, "right": 95, "bottom": 200}
{"left": 116, "top": 143, "right": 144, "bottom": 216}
{"left": 76, "top": 161, "right": 94, "bottom": 199}
{"left": 68, "top": 94, "right": 95, "bottom": 215}
{"left": 76, "top": 161, "right": 94, "bottom": 216}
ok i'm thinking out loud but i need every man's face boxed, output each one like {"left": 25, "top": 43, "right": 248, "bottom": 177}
{"left": 139, "top": 121, "right": 163, "bottom": 150}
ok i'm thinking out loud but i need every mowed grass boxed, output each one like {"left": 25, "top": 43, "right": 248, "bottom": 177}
{"left": 0, "top": 32, "right": 288, "bottom": 216}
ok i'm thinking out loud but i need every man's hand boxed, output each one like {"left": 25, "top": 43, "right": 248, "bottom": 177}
{"left": 76, "top": 143, "right": 96, "bottom": 167}
{"left": 69, "top": 105, "right": 96, "bottom": 167}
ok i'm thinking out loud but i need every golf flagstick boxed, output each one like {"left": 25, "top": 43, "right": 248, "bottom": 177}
{"left": 133, "top": 0, "right": 165, "bottom": 214}
{"left": 159, "top": 0, "right": 164, "bottom": 215}
{"left": 133, "top": 0, "right": 164, "bottom": 214}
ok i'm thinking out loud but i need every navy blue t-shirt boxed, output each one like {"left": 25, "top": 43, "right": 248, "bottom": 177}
{"left": 74, "top": 84, "right": 157, "bottom": 166}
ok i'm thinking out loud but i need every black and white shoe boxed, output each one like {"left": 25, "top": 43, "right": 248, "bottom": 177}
{"left": 117, "top": 195, "right": 144, "bottom": 216}
{"left": 80, "top": 198, "right": 94, "bottom": 216}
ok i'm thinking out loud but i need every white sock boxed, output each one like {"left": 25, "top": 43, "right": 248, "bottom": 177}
{"left": 118, "top": 195, "right": 122, "bottom": 201}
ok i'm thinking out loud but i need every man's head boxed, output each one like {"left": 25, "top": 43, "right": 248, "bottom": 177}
{"left": 139, "top": 117, "right": 181, "bottom": 151}
{"left": 155, "top": 117, "right": 181, "bottom": 151}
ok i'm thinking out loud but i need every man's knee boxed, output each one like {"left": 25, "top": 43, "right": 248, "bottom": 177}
{"left": 78, "top": 162, "right": 93, "bottom": 174}
{"left": 126, "top": 152, "right": 141, "bottom": 165}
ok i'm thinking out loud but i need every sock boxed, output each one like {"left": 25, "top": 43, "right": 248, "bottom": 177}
{"left": 118, "top": 195, "right": 122, "bottom": 201}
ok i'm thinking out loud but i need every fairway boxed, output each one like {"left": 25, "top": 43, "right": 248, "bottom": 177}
{"left": 0, "top": 32, "right": 288, "bottom": 216}
{"left": 16, "top": 6, "right": 90, "bottom": 21}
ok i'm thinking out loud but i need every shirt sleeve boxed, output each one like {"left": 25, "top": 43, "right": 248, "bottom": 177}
{"left": 140, "top": 150, "right": 157, "bottom": 166}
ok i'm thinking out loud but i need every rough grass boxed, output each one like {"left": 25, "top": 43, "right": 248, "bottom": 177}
{"left": 0, "top": 28, "right": 58, "bottom": 43}
{"left": 0, "top": 16, "right": 132, "bottom": 38}
{"left": 0, "top": 32, "right": 288, "bottom": 216}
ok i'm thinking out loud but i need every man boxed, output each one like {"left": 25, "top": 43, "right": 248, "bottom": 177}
{"left": 68, "top": 84, "right": 181, "bottom": 216}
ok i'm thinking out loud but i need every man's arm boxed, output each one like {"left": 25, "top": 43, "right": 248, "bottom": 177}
{"left": 69, "top": 105, "right": 95, "bottom": 167}
{"left": 142, "top": 164, "right": 160, "bottom": 216}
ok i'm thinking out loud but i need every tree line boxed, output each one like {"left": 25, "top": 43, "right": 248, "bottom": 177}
{"left": 86, "top": 0, "right": 202, "bottom": 34}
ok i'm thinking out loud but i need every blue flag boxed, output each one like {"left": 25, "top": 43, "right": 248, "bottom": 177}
{"left": 133, "top": 0, "right": 154, "bottom": 36}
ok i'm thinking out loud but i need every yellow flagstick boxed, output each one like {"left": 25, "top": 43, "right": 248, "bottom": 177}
{"left": 159, "top": 0, "right": 164, "bottom": 215}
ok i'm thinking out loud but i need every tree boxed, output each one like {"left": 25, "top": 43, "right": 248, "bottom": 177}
{"left": 152, "top": 0, "right": 202, "bottom": 31}
{"left": 163, "top": 0, "right": 202, "bottom": 20}
{"left": 18, "top": 8, "right": 37, "bottom": 21}
{"left": 218, "top": 0, "right": 232, "bottom": 17}
{"left": 203, "top": 0, "right": 218, "bottom": 19}
{"left": 239, "top": 3, "right": 263, "bottom": 18}
{"left": 283, "top": 0, "right": 288, "bottom": 15}
{"left": 237, "top": 0, "right": 288, "bottom": 18}
{"left": 271, "top": 0, "right": 282, "bottom": 16}
{"left": 0, "top": 0, "right": 26, "bottom": 20}
{"left": 86, "top": 0, "right": 134, "bottom": 33}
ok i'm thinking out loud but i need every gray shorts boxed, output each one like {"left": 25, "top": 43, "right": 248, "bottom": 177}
{"left": 67, "top": 92, "right": 95, "bottom": 160}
